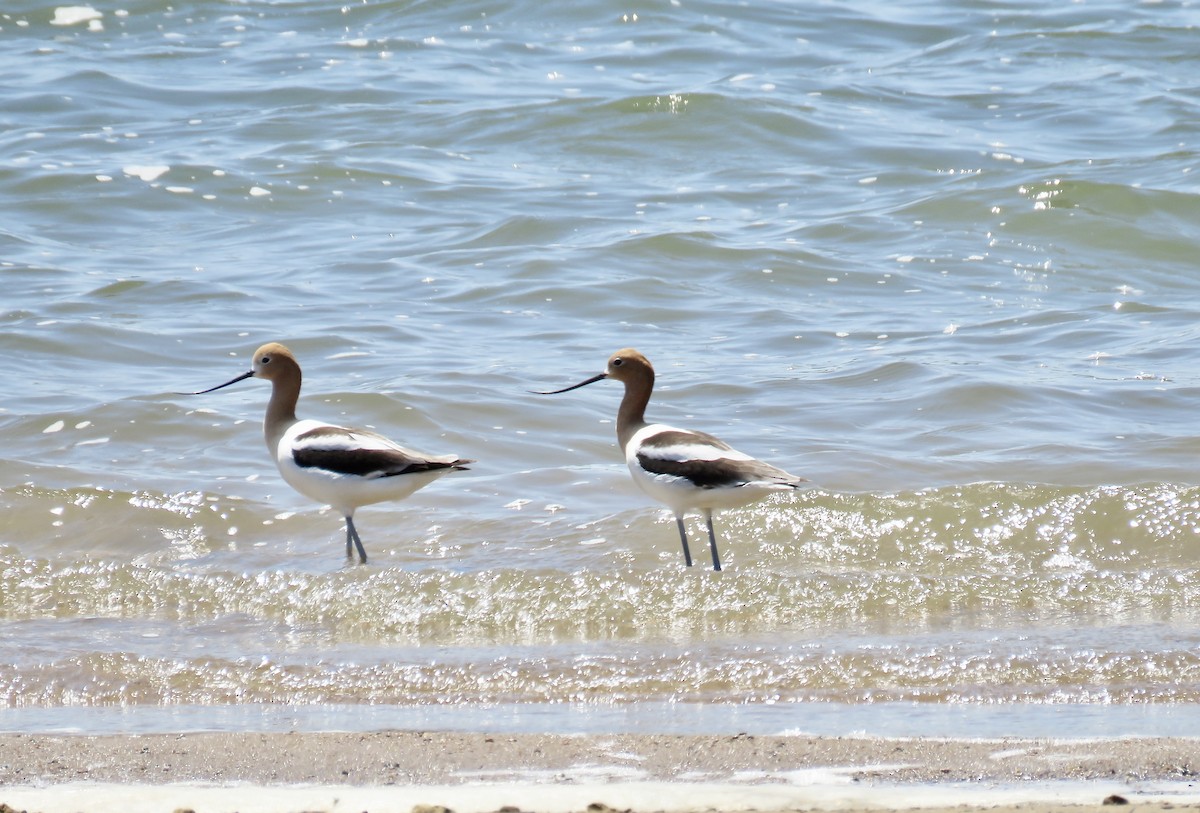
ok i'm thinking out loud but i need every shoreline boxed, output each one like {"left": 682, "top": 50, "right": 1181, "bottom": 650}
{"left": 3, "top": 731, "right": 1200, "bottom": 812}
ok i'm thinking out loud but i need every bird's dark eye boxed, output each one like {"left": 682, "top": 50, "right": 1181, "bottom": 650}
{"left": 260, "top": 355, "right": 271, "bottom": 364}
{"left": 612, "top": 357, "right": 624, "bottom": 367}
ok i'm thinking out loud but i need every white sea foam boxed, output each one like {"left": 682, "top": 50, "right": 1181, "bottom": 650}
{"left": 50, "top": 6, "right": 101, "bottom": 25}
{"left": 2, "top": 778, "right": 1196, "bottom": 813}
{"left": 123, "top": 165, "right": 170, "bottom": 182}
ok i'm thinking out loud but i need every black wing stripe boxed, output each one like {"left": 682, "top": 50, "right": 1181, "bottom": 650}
{"left": 636, "top": 453, "right": 753, "bottom": 489}
{"left": 637, "top": 452, "right": 804, "bottom": 490}
{"left": 294, "top": 447, "right": 461, "bottom": 478}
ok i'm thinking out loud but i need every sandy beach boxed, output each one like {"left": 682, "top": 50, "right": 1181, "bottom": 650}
{"left": 3, "top": 731, "right": 1200, "bottom": 813}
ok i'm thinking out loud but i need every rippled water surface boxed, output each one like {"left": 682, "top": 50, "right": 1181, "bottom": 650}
{"left": 4, "top": 0, "right": 1200, "bottom": 737}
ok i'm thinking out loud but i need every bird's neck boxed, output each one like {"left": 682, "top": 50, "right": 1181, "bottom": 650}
{"left": 263, "top": 376, "right": 300, "bottom": 451}
{"left": 616, "top": 380, "right": 651, "bottom": 450}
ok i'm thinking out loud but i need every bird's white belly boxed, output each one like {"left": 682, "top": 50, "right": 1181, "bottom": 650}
{"left": 625, "top": 458, "right": 781, "bottom": 513}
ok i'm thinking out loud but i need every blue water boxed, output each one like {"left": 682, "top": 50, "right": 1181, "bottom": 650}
{"left": 3, "top": 0, "right": 1200, "bottom": 737}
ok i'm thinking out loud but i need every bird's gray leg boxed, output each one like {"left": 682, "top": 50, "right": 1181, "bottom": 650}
{"left": 346, "top": 515, "right": 368, "bottom": 565}
{"left": 704, "top": 510, "right": 722, "bottom": 572}
{"left": 675, "top": 514, "right": 693, "bottom": 567}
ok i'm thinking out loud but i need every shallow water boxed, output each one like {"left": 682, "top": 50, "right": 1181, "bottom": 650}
{"left": 7, "top": 701, "right": 1200, "bottom": 741}
{"left": 3, "top": 0, "right": 1200, "bottom": 736}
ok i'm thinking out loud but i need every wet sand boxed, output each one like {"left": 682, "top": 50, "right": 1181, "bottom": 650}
{"left": 2, "top": 731, "right": 1200, "bottom": 812}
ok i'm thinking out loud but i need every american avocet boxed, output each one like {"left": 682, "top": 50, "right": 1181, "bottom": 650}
{"left": 537, "top": 348, "right": 804, "bottom": 571}
{"left": 193, "top": 342, "right": 471, "bottom": 564}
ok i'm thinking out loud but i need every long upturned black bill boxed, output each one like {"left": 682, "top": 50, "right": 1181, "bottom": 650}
{"left": 530, "top": 372, "right": 608, "bottom": 395}
{"left": 190, "top": 369, "right": 254, "bottom": 395}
